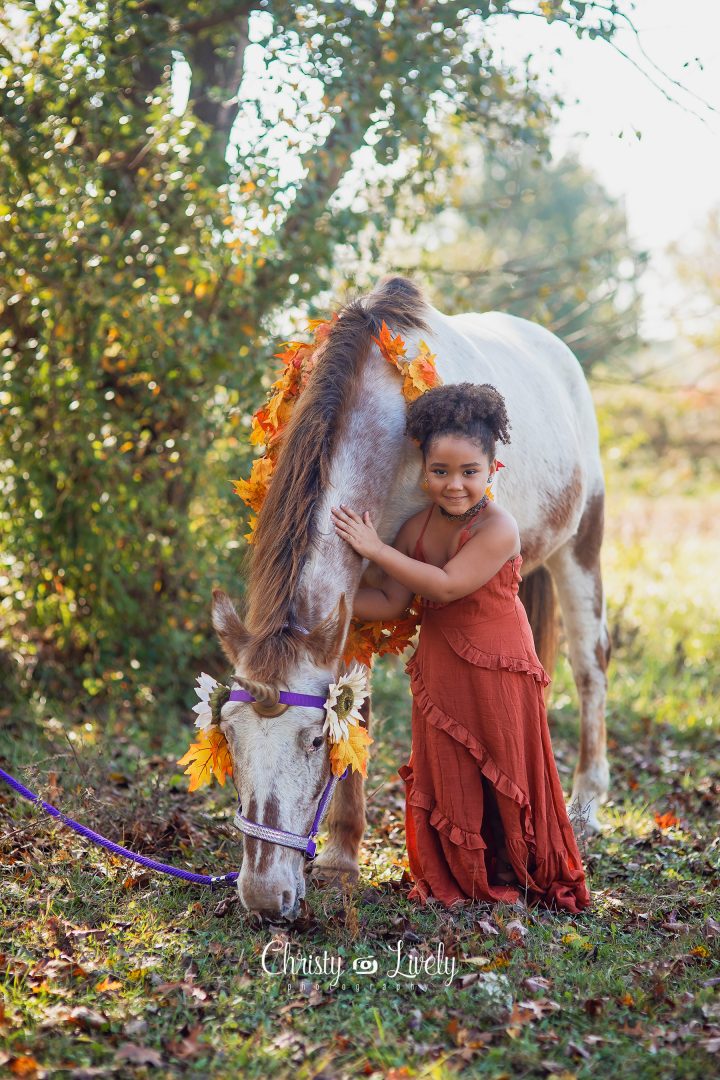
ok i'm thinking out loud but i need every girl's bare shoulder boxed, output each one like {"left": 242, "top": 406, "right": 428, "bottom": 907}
{"left": 466, "top": 504, "right": 520, "bottom": 549}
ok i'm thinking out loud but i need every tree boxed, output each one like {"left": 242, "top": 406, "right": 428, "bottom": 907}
{"left": 671, "top": 206, "right": 720, "bottom": 363}
{"left": 384, "top": 139, "right": 645, "bottom": 370}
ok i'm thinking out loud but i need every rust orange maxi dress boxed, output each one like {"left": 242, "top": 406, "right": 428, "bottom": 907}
{"left": 398, "top": 504, "right": 591, "bottom": 913}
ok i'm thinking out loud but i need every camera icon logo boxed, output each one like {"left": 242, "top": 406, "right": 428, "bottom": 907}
{"left": 352, "top": 955, "right": 378, "bottom": 975}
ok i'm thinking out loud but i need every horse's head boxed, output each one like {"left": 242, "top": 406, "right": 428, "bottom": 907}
{"left": 211, "top": 588, "right": 351, "bottom": 921}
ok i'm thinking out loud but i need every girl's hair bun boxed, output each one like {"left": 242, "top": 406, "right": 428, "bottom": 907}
{"left": 405, "top": 382, "right": 511, "bottom": 459}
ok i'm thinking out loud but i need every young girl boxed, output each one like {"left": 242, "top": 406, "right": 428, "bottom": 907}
{"left": 330, "top": 382, "right": 591, "bottom": 913}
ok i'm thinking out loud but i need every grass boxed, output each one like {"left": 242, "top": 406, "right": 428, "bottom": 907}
{"left": 1, "top": 374, "right": 719, "bottom": 1078}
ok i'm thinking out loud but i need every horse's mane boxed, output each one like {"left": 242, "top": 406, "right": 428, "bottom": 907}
{"left": 242, "top": 275, "right": 430, "bottom": 681}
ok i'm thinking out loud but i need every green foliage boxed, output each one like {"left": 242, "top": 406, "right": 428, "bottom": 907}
{"left": 391, "top": 142, "right": 645, "bottom": 369}
{"left": 0, "top": 3, "right": 258, "bottom": 707}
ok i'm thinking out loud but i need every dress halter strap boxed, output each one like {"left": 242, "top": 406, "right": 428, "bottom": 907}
{"left": 417, "top": 503, "right": 434, "bottom": 544}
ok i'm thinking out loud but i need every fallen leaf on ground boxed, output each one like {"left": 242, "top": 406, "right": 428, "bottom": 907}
{"left": 9, "top": 1057, "right": 41, "bottom": 1077}
{"left": 115, "top": 1043, "right": 164, "bottom": 1067}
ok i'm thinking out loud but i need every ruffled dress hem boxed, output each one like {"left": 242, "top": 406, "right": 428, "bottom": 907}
{"left": 400, "top": 656, "right": 591, "bottom": 914}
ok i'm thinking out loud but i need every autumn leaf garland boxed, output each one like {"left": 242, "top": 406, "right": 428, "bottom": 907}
{"left": 231, "top": 313, "right": 338, "bottom": 543}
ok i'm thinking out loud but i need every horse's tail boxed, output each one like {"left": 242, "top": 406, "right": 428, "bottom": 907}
{"left": 518, "top": 566, "right": 559, "bottom": 696}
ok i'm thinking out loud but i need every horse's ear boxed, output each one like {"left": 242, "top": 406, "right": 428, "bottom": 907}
{"left": 212, "top": 589, "right": 251, "bottom": 664}
{"left": 306, "top": 593, "right": 349, "bottom": 666}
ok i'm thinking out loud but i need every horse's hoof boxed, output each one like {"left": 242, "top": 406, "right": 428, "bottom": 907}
{"left": 306, "top": 860, "right": 360, "bottom": 888}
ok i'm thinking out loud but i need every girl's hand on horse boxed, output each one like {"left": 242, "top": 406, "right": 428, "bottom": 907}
{"left": 331, "top": 504, "right": 384, "bottom": 560}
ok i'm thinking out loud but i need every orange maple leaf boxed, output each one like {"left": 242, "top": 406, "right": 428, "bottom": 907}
{"left": 342, "top": 631, "right": 377, "bottom": 668}
{"left": 654, "top": 811, "right": 680, "bottom": 829}
{"left": 177, "top": 727, "right": 233, "bottom": 792}
{"left": 307, "top": 311, "right": 339, "bottom": 342}
{"left": 343, "top": 602, "right": 422, "bottom": 666}
{"left": 372, "top": 320, "right": 407, "bottom": 369}
{"left": 329, "top": 722, "right": 373, "bottom": 778}
{"left": 377, "top": 606, "right": 422, "bottom": 656}
{"left": 232, "top": 455, "right": 274, "bottom": 511}
{"left": 274, "top": 340, "right": 311, "bottom": 368}
{"left": 343, "top": 618, "right": 387, "bottom": 667}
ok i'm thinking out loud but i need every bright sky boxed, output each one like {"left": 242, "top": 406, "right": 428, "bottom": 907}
{"left": 486, "top": 0, "right": 720, "bottom": 338}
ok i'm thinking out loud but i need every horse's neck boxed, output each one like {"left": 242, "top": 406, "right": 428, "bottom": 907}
{"left": 296, "top": 350, "right": 417, "bottom": 629}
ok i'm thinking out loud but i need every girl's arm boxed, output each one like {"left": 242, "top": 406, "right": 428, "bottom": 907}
{"left": 350, "top": 518, "right": 417, "bottom": 621}
{"left": 332, "top": 503, "right": 519, "bottom": 604}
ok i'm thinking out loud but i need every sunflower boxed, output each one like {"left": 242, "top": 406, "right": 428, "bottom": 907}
{"left": 193, "top": 672, "right": 220, "bottom": 731}
{"left": 322, "top": 663, "right": 369, "bottom": 744}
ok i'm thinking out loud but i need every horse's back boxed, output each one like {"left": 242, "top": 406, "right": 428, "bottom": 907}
{"left": 422, "top": 307, "right": 601, "bottom": 465}
{"left": 448, "top": 310, "right": 589, "bottom": 400}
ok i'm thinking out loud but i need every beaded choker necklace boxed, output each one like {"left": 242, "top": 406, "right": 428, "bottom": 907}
{"left": 438, "top": 492, "right": 490, "bottom": 521}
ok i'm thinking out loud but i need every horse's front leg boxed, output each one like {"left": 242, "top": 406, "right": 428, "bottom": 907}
{"left": 307, "top": 692, "right": 369, "bottom": 886}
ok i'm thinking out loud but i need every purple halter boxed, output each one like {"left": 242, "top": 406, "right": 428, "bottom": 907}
{"left": 229, "top": 688, "right": 327, "bottom": 710}
{"left": 228, "top": 686, "right": 349, "bottom": 859}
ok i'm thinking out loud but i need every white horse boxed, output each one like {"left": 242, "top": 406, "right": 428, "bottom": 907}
{"left": 212, "top": 276, "right": 610, "bottom": 920}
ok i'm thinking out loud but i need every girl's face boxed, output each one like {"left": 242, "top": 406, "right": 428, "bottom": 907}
{"left": 424, "top": 434, "right": 495, "bottom": 513}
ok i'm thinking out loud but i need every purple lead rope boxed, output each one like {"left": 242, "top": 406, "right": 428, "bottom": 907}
{"left": 0, "top": 766, "right": 238, "bottom": 888}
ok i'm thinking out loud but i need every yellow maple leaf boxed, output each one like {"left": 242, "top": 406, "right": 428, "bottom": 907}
{"left": 329, "top": 722, "right": 373, "bottom": 778}
{"left": 177, "top": 727, "right": 233, "bottom": 792}
{"left": 263, "top": 387, "right": 294, "bottom": 435}
{"left": 232, "top": 455, "right": 274, "bottom": 511}
{"left": 270, "top": 366, "right": 296, "bottom": 395}
{"left": 249, "top": 413, "right": 268, "bottom": 447}
{"left": 402, "top": 342, "right": 440, "bottom": 401}
{"left": 244, "top": 513, "right": 258, "bottom": 545}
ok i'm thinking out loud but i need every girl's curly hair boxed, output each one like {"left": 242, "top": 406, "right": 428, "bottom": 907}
{"left": 405, "top": 382, "right": 511, "bottom": 460}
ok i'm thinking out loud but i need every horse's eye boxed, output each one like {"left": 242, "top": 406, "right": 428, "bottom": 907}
{"left": 312, "top": 736, "right": 324, "bottom": 749}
